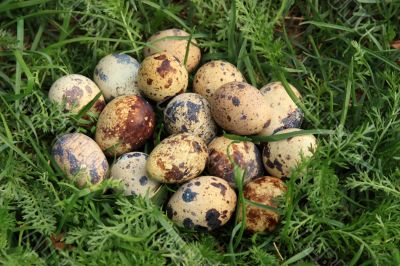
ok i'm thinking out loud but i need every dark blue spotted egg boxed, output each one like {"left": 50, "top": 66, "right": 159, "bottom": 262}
{"left": 110, "top": 152, "right": 160, "bottom": 197}
{"left": 164, "top": 93, "right": 217, "bottom": 143}
{"left": 166, "top": 176, "right": 237, "bottom": 231}
{"left": 52, "top": 133, "right": 108, "bottom": 188}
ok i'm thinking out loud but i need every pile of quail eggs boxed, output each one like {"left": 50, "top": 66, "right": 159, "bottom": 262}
{"left": 49, "top": 28, "right": 317, "bottom": 233}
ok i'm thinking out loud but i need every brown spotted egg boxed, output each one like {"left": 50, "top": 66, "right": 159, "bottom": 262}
{"left": 210, "top": 82, "right": 269, "bottom": 135}
{"left": 110, "top": 152, "right": 160, "bottom": 197}
{"left": 193, "top": 60, "right": 245, "bottom": 100}
{"left": 239, "top": 176, "right": 286, "bottom": 233}
{"left": 137, "top": 52, "right": 188, "bottom": 102}
{"left": 166, "top": 176, "right": 237, "bottom": 231}
{"left": 259, "top": 82, "right": 304, "bottom": 136}
{"left": 146, "top": 133, "right": 208, "bottom": 183}
{"left": 144, "top": 28, "right": 201, "bottom": 72}
{"left": 207, "top": 136, "right": 263, "bottom": 188}
{"left": 94, "top": 54, "right": 140, "bottom": 101}
{"left": 263, "top": 128, "right": 317, "bottom": 178}
{"left": 164, "top": 93, "right": 217, "bottom": 143}
{"left": 49, "top": 74, "right": 105, "bottom": 117}
{"left": 52, "top": 133, "right": 108, "bottom": 188}
{"left": 95, "top": 95, "right": 155, "bottom": 157}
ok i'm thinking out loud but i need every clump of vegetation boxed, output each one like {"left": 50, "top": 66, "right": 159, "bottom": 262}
{"left": 0, "top": 0, "right": 399, "bottom": 265}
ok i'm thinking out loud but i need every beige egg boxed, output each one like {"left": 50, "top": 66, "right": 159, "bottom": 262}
{"left": 93, "top": 54, "right": 140, "bottom": 101}
{"left": 146, "top": 133, "right": 208, "bottom": 183}
{"left": 207, "top": 136, "right": 263, "bottom": 188}
{"left": 262, "top": 128, "right": 317, "bottom": 178}
{"left": 137, "top": 53, "right": 188, "bottom": 102}
{"left": 144, "top": 28, "right": 201, "bottom": 72}
{"left": 110, "top": 152, "right": 160, "bottom": 197}
{"left": 238, "top": 176, "right": 287, "bottom": 233}
{"left": 164, "top": 93, "right": 217, "bottom": 143}
{"left": 258, "top": 82, "right": 304, "bottom": 137}
{"left": 193, "top": 60, "right": 245, "bottom": 100}
{"left": 210, "top": 81, "right": 269, "bottom": 135}
{"left": 166, "top": 176, "right": 237, "bottom": 231}
{"left": 52, "top": 133, "right": 108, "bottom": 188}
{"left": 49, "top": 74, "right": 105, "bottom": 117}
{"left": 95, "top": 95, "right": 155, "bottom": 157}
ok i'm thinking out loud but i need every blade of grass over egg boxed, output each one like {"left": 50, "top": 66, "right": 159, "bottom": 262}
{"left": 74, "top": 92, "right": 102, "bottom": 120}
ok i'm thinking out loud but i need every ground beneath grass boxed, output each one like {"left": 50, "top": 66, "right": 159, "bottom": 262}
{"left": 0, "top": 1, "right": 399, "bottom": 265}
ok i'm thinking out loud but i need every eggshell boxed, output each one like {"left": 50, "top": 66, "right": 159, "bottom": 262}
{"left": 210, "top": 81, "right": 269, "bottom": 135}
{"left": 258, "top": 82, "right": 304, "bottom": 136}
{"left": 207, "top": 136, "right": 263, "bottom": 187}
{"left": 144, "top": 28, "right": 201, "bottom": 72}
{"left": 94, "top": 53, "right": 140, "bottom": 101}
{"left": 146, "top": 133, "right": 208, "bottom": 183}
{"left": 137, "top": 53, "right": 188, "bottom": 102}
{"left": 95, "top": 95, "right": 155, "bottom": 157}
{"left": 262, "top": 128, "right": 317, "bottom": 178}
{"left": 239, "top": 176, "right": 286, "bottom": 233}
{"left": 52, "top": 133, "right": 108, "bottom": 187}
{"left": 166, "top": 176, "right": 237, "bottom": 231}
{"left": 110, "top": 152, "right": 160, "bottom": 197}
{"left": 164, "top": 93, "right": 217, "bottom": 143}
{"left": 193, "top": 60, "right": 245, "bottom": 100}
{"left": 49, "top": 74, "right": 105, "bottom": 117}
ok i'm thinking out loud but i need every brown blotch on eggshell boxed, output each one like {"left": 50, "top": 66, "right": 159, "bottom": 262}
{"left": 144, "top": 29, "right": 201, "bottom": 72}
{"left": 207, "top": 136, "right": 263, "bottom": 188}
{"left": 262, "top": 128, "right": 317, "bottom": 178}
{"left": 138, "top": 52, "right": 188, "bottom": 102}
{"left": 95, "top": 95, "right": 155, "bottom": 157}
{"left": 238, "top": 176, "right": 286, "bottom": 233}
{"left": 209, "top": 81, "right": 269, "bottom": 135}
{"left": 146, "top": 133, "right": 208, "bottom": 183}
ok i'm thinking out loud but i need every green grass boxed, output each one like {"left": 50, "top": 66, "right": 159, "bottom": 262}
{"left": 1, "top": 0, "right": 400, "bottom": 265}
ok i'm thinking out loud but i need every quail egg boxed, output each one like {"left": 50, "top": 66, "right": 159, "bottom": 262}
{"left": 93, "top": 53, "right": 140, "bottom": 101}
{"left": 144, "top": 28, "right": 201, "bottom": 72}
{"left": 239, "top": 176, "right": 286, "bottom": 233}
{"left": 193, "top": 60, "right": 245, "bottom": 100}
{"left": 210, "top": 81, "right": 269, "bottom": 135}
{"left": 49, "top": 74, "right": 105, "bottom": 117}
{"left": 137, "top": 52, "right": 188, "bottom": 102}
{"left": 164, "top": 93, "right": 217, "bottom": 143}
{"left": 110, "top": 152, "right": 160, "bottom": 197}
{"left": 166, "top": 176, "right": 237, "bottom": 231}
{"left": 95, "top": 95, "right": 155, "bottom": 157}
{"left": 259, "top": 82, "right": 304, "bottom": 136}
{"left": 263, "top": 128, "right": 317, "bottom": 178}
{"left": 146, "top": 133, "right": 208, "bottom": 183}
{"left": 52, "top": 133, "right": 108, "bottom": 188}
{"left": 207, "top": 136, "right": 263, "bottom": 188}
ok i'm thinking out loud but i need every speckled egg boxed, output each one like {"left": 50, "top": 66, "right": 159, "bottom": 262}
{"left": 258, "top": 82, "right": 304, "bottom": 136}
{"left": 110, "top": 152, "right": 160, "bottom": 197}
{"left": 263, "top": 128, "right": 317, "bottom": 178}
{"left": 137, "top": 53, "right": 188, "bottom": 102}
{"left": 49, "top": 74, "right": 105, "bottom": 117}
{"left": 52, "top": 133, "right": 108, "bottom": 188}
{"left": 207, "top": 136, "right": 263, "bottom": 188}
{"left": 210, "top": 81, "right": 269, "bottom": 135}
{"left": 239, "top": 176, "right": 286, "bottom": 233}
{"left": 146, "top": 133, "right": 208, "bottom": 183}
{"left": 164, "top": 93, "right": 217, "bottom": 143}
{"left": 166, "top": 176, "right": 237, "bottom": 231}
{"left": 95, "top": 95, "right": 155, "bottom": 157}
{"left": 144, "top": 29, "right": 201, "bottom": 72}
{"left": 93, "top": 53, "right": 140, "bottom": 101}
{"left": 193, "top": 60, "right": 245, "bottom": 100}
